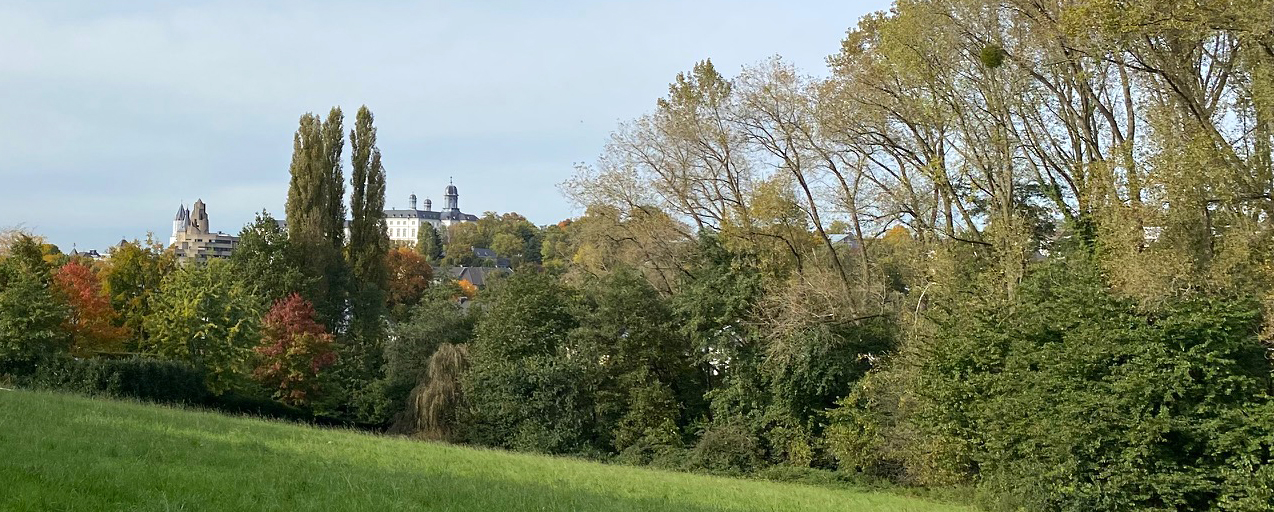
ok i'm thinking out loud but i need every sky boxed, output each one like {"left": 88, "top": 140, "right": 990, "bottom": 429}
{"left": 0, "top": 0, "right": 891, "bottom": 251}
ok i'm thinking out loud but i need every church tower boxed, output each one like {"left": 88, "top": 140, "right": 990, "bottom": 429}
{"left": 191, "top": 199, "right": 210, "bottom": 234}
{"left": 444, "top": 179, "right": 459, "bottom": 212}
{"left": 170, "top": 203, "right": 189, "bottom": 246}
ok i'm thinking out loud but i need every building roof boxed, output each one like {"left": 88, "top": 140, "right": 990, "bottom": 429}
{"left": 445, "top": 266, "right": 510, "bottom": 288}
{"left": 443, "top": 210, "right": 478, "bottom": 221}
{"left": 384, "top": 209, "right": 442, "bottom": 220}
{"left": 381, "top": 208, "right": 479, "bottom": 221}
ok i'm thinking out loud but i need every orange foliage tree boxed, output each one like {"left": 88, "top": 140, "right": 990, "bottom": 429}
{"left": 51, "top": 261, "right": 128, "bottom": 356}
{"left": 457, "top": 279, "right": 478, "bottom": 298}
{"left": 253, "top": 293, "right": 338, "bottom": 406}
{"left": 386, "top": 247, "right": 433, "bottom": 309}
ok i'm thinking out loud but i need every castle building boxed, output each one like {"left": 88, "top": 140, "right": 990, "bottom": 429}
{"left": 169, "top": 199, "right": 239, "bottom": 263}
{"left": 169, "top": 182, "right": 477, "bottom": 261}
{"left": 383, "top": 181, "right": 479, "bottom": 245}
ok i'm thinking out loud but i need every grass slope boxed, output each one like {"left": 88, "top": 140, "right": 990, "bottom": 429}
{"left": 0, "top": 390, "right": 970, "bottom": 511}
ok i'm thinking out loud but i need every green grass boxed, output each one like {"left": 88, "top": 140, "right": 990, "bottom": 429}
{"left": 0, "top": 390, "right": 971, "bottom": 511}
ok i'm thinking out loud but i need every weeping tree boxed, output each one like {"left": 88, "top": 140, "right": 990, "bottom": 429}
{"left": 394, "top": 343, "right": 469, "bottom": 441}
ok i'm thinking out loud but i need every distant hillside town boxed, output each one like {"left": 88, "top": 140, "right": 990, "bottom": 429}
{"left": 168, "top": 181, "right": 479, "bottom": 264}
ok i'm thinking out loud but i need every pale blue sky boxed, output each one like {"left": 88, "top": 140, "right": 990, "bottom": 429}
{"left": 0, "top": 0, "right": 891, "bottom": 251}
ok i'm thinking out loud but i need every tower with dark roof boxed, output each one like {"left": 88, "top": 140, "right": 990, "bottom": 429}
{"left": 444, "top": 178, "right": 459, "bottom": 212}
{"left": 170, "top": 203, "right": 191, "bottom": 246}
{"left": 378, "top": 180, "right": 478, "bottom": 247}
{"left": 168, "top": 198, "right": 240, "bottom": 263}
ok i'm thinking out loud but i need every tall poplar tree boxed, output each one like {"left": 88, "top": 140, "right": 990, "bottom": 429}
{"left": 349, "top": 106, "right": 389, "bottom": 287}
{"left": 323, "top": 108, "right": 347, "bottom": 248}
{"left": 347, "top": 105, "right": 390, "bottom": 375}
{"left": 285, "top": 109, "right": 348, "bottom": 329}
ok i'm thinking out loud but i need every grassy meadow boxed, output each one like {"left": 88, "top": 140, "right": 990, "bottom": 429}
{"left": 0, "top": 390, "right": 971, "bottom": 512}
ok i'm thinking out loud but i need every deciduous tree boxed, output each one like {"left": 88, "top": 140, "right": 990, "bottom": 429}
{"left": 284, "top": 109, "right": 349, "bottom": 329}
{"left": 253, "top": 293, "right": 338, "bottom": 406}
{"left": 348, "top": 105, "right": 391, "bottom": 352}
{"left": 0, "top": 235, "right": 69, "bottom": 367}
{"left": 100, "top": 239, "right": 174, "bottom": 349}
{"left": 463, "top": 272, "right": 593, "bottom": 454}
{"left": 385, "top": 247, "right": 432, "bottom": 315}
{"left": 52, "top": 261, "right": 128, "bottom": 356}
{"left": 231, "top": 210, "right": 309, "bottom": 305}
{"left": 143, "top": 260, "right": 263, "bottom": 394}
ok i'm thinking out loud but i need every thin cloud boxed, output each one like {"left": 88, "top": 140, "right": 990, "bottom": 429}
{"left": 0, "top": 0, "right": 889, "bottom": 250}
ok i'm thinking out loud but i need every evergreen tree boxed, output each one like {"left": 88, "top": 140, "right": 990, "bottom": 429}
{"left": 415, "top": 222, "right": 443, "bottom": 262}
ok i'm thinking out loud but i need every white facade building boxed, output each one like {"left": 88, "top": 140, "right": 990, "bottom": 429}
{"left": 171, "top": 183, "right": 478, "bottom": 259}
{"left": 383, "top": 181, "right": 478, "bottom": 245}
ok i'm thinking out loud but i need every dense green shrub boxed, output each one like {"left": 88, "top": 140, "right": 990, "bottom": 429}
{"left": 463, "top": 272, "right": 599, "bottom": 455}
{"left": 824, "top": 390, "right": 882, "bottom": 472}
{"left": 910, "top": 257, "right": 1274, "bottom": 511}
{"left": 211, "top": 390, "right": 314, "bottom": 423}
{"left": 25, "top": 356, "right": 209, "bottom": 404}
{"left": 615, "top": 438, "right": 689, "bottom": 469}
{"left": 18, "top": 355, "right": 323, "bottom": 423}
{"left": 688, "top": 424, "right": 763, "bottom": 474}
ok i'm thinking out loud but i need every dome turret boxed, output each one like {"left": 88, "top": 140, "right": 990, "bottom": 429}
{"left": 444, "top": 179, "right": 459, "bottom": 211}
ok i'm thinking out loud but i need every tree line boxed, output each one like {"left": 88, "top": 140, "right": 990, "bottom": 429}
{"left": 4, "top": 0, "right": 1274, "bottom": 509}
{"left": 550, "top": 0, "right": 1274, "bottom": 509}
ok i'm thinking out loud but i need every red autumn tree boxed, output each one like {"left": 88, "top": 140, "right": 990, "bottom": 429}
{"left": 386, "top": 247, "right": 433, "bottom": 309}
{"left": 51, "top": 261, "right": 128, "bottom": 356}
{"left": 253, "top": 293, "right": 338, "bottom": 406}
